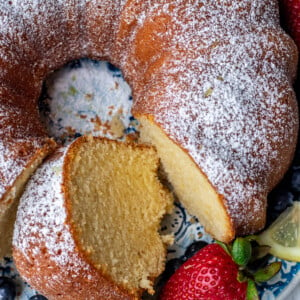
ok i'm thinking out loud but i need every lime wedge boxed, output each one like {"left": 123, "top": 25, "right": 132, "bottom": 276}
{"left": 258, "top": 202, "right": 300, "bottom": 262}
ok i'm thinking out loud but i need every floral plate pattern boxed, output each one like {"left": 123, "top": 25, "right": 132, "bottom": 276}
{"left": 1, "top": 59, "right": 299, "bottom": 299}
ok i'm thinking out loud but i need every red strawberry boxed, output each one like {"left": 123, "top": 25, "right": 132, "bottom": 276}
{"left": 160, "top": 238, "right": 282, "bottom": 300}
{"left": 160, "top": 244, "right": 247, "bottom": 300}
{"left": 279, "top": 0, "right": 300, "bottom": 49}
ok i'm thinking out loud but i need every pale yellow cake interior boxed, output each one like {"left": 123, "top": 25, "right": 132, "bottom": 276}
{"left": 66, "top": 137, "right": 173, "bottom": 295}
{"left": 138, "top": 117, "right": 234, "bottom": 243}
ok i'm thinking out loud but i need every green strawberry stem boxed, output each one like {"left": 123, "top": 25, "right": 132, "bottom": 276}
{"left": 232, "top": 237, "right": 252, "bottom": 267}
{"left": 217, "top": 236, "right": 282, "bottom": 299}
{"left": 246, "top": 279, "right": 259, "bottom": 300}
{"left": 253, "top": 262, "right": 282, "bottom": 283}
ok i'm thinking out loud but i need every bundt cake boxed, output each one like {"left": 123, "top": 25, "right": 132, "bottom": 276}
{"left": 13, "top": 136, "right": 173, "bottom": 299}
{"left": 0, "top": 0, "right": 299, "bottom": 258}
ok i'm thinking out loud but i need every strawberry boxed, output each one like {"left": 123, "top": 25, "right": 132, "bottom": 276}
{"left": 279, "top": 0, "right": 300, "bottom": 50}
{"left": 160, "top": 237, "right": 281, "bottom": 300}
{"left": 160, "top": 243, "right": 246, "bottom": 300}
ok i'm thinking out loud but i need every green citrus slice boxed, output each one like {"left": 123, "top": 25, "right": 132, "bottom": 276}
{"left": 258, "top": 202, "right": 300, "bottom": 262}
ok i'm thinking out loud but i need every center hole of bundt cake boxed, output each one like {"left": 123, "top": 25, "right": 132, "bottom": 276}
{"left": 65, "top": 137, "right": 172, "bottom": 293}
{"left": 38, "top": 59, "right": 138, "bottom": 145}
{"left": 36, "top": 59, "right": 173, "bottom": 294}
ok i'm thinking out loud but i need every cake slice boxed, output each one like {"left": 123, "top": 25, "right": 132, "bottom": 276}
{"left": 13, "top": 136, "right": 173, "bottom": 299}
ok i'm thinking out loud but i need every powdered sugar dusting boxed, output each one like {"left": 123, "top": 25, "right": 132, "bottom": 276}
{"left": 13, "top": 147, "right": 92, "bottom": 281}
{"left": 129, "top": 0, "right": 298, "bottom": 231}
{"left": 0, "top": 0, "right": 130, "bottom": 203}
{"left": 0, "top": 138, "right": 41, "bottom": 200}
{"left": 40, "top": 60, "right": 133, "bottom": 143}
{"left": 0, "top": 0, "right": 298, "bottom": 237}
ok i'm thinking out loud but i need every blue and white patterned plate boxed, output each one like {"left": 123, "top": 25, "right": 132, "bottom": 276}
{"left": 1, "top": 59, "right": 299, "bottom": 299}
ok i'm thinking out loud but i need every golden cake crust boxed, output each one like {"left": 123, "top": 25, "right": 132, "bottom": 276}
{"left": 13, "top": 136, "right": 173, "bottom": 299}
{"left": 0, "top": 0, "right": 299, "bottom": 256}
